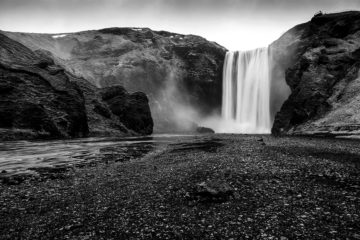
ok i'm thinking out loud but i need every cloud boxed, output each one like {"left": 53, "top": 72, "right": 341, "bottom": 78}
{"left": 2, "top": 0, "right": 359, "bottom": 13}
{"left": 1, "top": 0, "right": 359, "bottom": 49}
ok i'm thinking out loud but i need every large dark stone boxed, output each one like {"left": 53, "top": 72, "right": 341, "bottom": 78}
{"left": 196, "top": 126, "right": 215, "bottom": 134}
{"left": 188, "top": 181, "right": 234, "bottom": 204}
{"left": 101, "top": 86, "right": 153, "bottom": 135}
{"left": 73, "top": 77, "right": 131, "bottom": 137}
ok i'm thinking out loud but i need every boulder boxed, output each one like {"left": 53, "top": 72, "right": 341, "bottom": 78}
{"left": 73, "top": 77, "right": 132, "bottom": 136}
{"left": 101, "top": 86, "right": 153, "bottom": 135}
{"left": 188, "top": 180, "right": 234, "bottom": 203}
{"left": 196, "top": 126, "right": 215, "bottom": 134}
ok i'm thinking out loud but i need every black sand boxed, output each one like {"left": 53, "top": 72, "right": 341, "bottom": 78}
{"left": 0, "top": 135, "right": 359, "bottom": 239}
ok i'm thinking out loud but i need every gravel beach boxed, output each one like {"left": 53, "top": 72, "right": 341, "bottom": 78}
{"left": 0, "top": 134, "right": 359, "bottom": 239}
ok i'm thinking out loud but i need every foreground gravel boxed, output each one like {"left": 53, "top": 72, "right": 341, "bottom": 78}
{"left": 0, "top": 134, "right": 359, "bottom": 239}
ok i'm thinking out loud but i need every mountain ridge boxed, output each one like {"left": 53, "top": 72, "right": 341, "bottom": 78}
{"left": 2, "top": 27, "right": 227, "bottom": 132}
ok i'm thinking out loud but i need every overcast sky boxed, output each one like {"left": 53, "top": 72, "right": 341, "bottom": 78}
{"left": 1, "top": 0, "right": 360, "bottom": 50}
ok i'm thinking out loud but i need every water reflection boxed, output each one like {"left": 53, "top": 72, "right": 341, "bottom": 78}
{"left": 0, "top": 134, "right": 195, "bottom": 176}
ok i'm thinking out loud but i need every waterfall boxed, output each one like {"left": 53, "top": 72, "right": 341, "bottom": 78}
{"left": 221, "top": 48, "right": 271, "bottom": 134}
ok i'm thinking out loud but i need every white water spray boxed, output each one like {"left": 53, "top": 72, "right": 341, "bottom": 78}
{"left": 220, "top": 48, "right": 271, "bottom": 133}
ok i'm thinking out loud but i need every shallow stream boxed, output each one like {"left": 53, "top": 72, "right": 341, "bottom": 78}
{"left": 0, "top": 134, "right": 197, "bottom": 176}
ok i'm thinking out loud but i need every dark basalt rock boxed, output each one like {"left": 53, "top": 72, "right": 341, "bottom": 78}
{"left": 72, "top": 77, "right": 132, "bottom": 136}
{"left": 196, "top": 126, "right": 215, "bottom": 134}
{"left": 101, "top": 86, "right": 153, "bottom": 135}
{"left": 93, "top": 101, "right": 112, "bottom": 119}
{"left": 271, "top": 11, "right": 360, "bottom": 136}
{"left": 0, "top": 33, "right": 89, "bottom": 140}
{"left": 188, "top": 181, "right": 234, "bottom": 204}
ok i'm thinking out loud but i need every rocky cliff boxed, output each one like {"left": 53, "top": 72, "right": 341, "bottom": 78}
{"left": 0, "top": 33, "right": 89, "bottom": 140}
{"left": 0, "top": 33, "right": 153, "bottom": 140}
{"left": 2, "top": 28, "right": 226, "bottom": 132}
{"left": 100, "top": 86, "right": 153, "bottom": 135}
{"left": 271, "top": 11, "right": 360, "bottom": 136}
{"left": 5, "top": 12, "right": 359, "bottom": 137}
{"left": 74, "top": 77, "right": 153, "bottom": 137}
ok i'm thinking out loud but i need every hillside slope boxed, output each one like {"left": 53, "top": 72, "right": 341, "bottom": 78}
{"left": 3, "top": 28, "right": 226, "bottom": 132}
{"left": 0, "top": 33, "right": 153, "bottom": 139}
{"left": 0, "top": 33, "right": 89, "bottom": 140}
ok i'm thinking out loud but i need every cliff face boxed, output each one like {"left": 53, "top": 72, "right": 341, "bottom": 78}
{"left": 74, "top": 78, "right": 153, "bottom": 137}
{"left": 271, "top": 11, "right": 360, "bottom": 136}
{"left": 6, "top": 12, "right": 359, "bottom": 137}
{"left": 0, "top": 33, "right": 89, "bottom": 140}
{"left": 0, "top": 33, "right": 153, "bottom": 140}
{"left": 100, "top": 86, "right": 153, "bottom": 135}
{"left": 3, "top": 28, "right": 226, "bottom": 132}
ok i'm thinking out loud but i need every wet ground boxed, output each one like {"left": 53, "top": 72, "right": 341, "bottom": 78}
{"left": 0, "top": 134, "right": 196, "bottom": 183}
{"left": 0, "top": 134, "right": 359, "bottom": 239}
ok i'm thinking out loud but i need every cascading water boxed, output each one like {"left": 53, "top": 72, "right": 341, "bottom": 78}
{"left": 220, "top": 48, "right": 271, "bottom": 133}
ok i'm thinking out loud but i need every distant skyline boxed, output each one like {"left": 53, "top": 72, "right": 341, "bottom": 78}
{"left": 1, "top": 0, "right": 360, "bottom": 50}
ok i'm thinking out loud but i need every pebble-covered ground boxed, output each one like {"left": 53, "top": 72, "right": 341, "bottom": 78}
{"left": 0, "top": 134, "right": 359, "bottom": 239}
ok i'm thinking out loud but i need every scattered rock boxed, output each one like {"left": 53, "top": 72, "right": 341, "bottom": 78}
{"left": 196, "top": 127, "right": 215, "bottom": 134}
{"left": 189, "top": 180, "right": 234, "bottom": 203}
{"left": 0, "top": 174, "right": 31, "bottom": 185}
